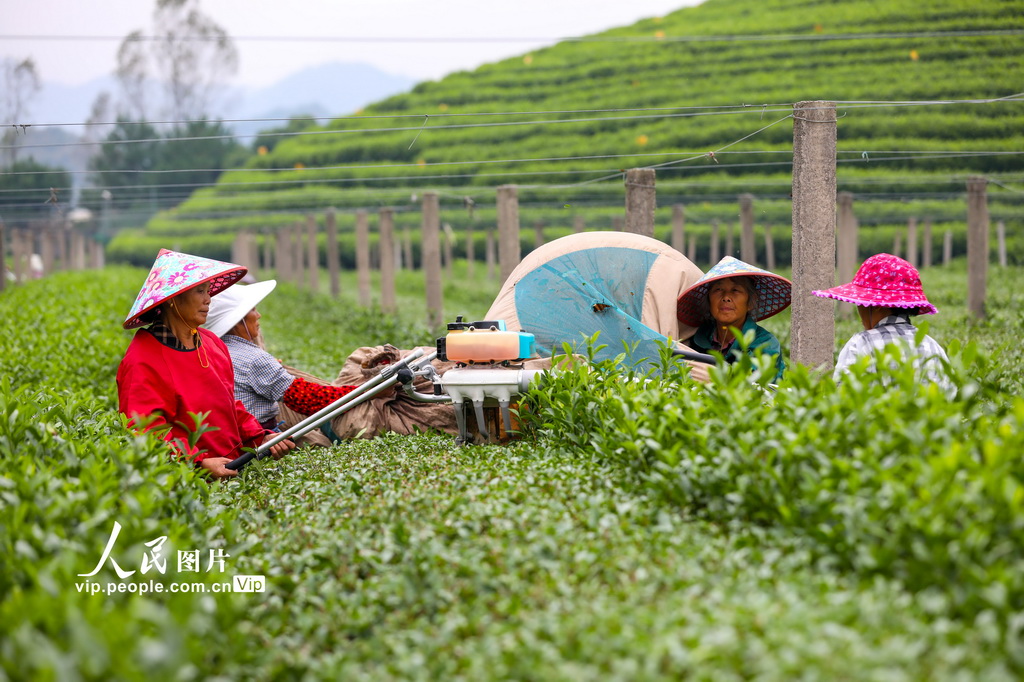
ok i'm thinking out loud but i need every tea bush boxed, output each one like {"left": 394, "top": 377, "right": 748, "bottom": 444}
{"left": 523, "top": 292, "right": 1024, "bottom": 655}
{"left": 3, "top": 264, "right": 1024, "bottom": 679}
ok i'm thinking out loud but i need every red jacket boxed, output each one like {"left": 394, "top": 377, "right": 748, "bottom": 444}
{"left": 117, "top": 327, "right": 266, "bottom": 462}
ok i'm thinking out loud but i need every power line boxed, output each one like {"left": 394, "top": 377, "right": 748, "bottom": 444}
{"left": 7, "top": 147, "right": 1024, "bottom": 181}
{"left": 8, "top": 152, "right": 1024, "bottom": 205}
{"left": 3, "top": 149, "right": 1024, "bottom": 200}
{"left": 13, "top": 94, "right": 1024, "bottom": 134}
{"left": 2, "top": 108, "right": 799, "bottom": 151}
{"left": 2, "top": 28, "right": 1020, "bottom": 44}
{"left": 6, "top": 93, "right": 1022, "bottom": 152}
{"left": 28, "top": 103, "right": 792, "bottom": 129}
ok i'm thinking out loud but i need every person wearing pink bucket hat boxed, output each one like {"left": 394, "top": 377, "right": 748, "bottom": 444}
{"left": 116, "top": 249, "right": 295, "bottom": 479}
{"left": 812, "top": 253, "right": 950, "bottom": 388}
{"left": 677, "top": 256, "right": 792, "bottom": 383}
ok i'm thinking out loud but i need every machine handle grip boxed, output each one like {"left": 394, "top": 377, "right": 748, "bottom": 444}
{"left": 672, "top": 348, "right": 718, "bottom": 365}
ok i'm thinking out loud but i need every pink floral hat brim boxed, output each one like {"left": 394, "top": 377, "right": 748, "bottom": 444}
{"left": 123, "top": 249, "right": 247, "bottom": 329}
{"left": 812, "top": 282, "right": 938, "bottom": 315}
{"left": 811, "top": 252, "right": 937, "bottom": 315}
{"left": 677, "top": 256, "right": 792, "bottom": 327}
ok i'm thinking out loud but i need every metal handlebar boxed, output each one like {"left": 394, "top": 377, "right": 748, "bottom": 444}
{"left": 226, "top": 349, "right": 437, "bottom": 471}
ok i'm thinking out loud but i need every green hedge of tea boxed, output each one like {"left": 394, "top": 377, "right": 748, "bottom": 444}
{"left": 3, "top": 264, "right": 1024, "bottom": 678}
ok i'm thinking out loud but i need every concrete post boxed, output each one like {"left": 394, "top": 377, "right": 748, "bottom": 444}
{"left": 355, "top": 209, "right": 371, "bottom": 307}
{"left": 275, "top": 229, "right": 290, "bottom": 281}
{"left": 486, "top": 225, "right": 496, "bottom": 280}
{"left": 90, "top": 239, "right": 104, "bottom": 269}
{"left": 574, "top": 215, "right": 585, "bottom": 234}
{"left": 764, "top": 223, "right": 776, "bottom": 271}
{"left": 325, "top": 208, "right": 340, "bottom": 297}
{"left": 624, "top": 168, "right": 656, "bottom": 237}
{"left": 790, "top": 100, "right": 837, "bottom": 372}
{"left": 710, "top": 220, "right": 720, "bottom": 264}
{"left": 248, "top": 231, "right": 259, "bottom": 275}
{"left": 967, "top": 176, "right": 989, "bottom": 319}
{"left": 12, "top": 229, "right": 26, "bottom": 283}
{"left": 922, "top": 219, "right": 933, "bottom": 269}
{"left": 671, "top": 204, "right": 685, "bottom": 253}
{"left": 292, "top": 224, "right": 305, "bottom": 288}
{"left": 943, "top": 230, "right": 953, "bottom": 266}
{"left": 997, "top": 221, "right": 1007, "bottom": 267}
{"left": 533, "top": 220, "right": 545, "bottom": 250}
{"left": 262, "top": 231, "right": 273, "bottom": 273}
{"left": 72, "top": 229, "right": 87, "bottom": 270}
{"left": 231, "top": 231, "right": 244, "bottom": 269}
{"left": 422, "top": 192, "right": 444, "bottom": 329}
{"left": 466, "top": 218, "right": 475, "bottom": 278}
{"left": 379, "top": 208, "right": 396, "bottom": 314}
{"left": 739, "top": 194, "right": 756, "bottom": 264}
{"left": 906, "top": 217, "right": 918, "bottom": 268}
{"left": 40, "top": 227, "right": 55, "bottom": 276}
{"left": 497, "top": 185, "right": 520, "bottom": 282}
{"left": 687, "top": 234, "right": 696, "bottom": 264}
{"left": 305, "top": 215, "right": 319, "bottom": 293}
{"left": 837, "top": 192, "right": 857, "bottom": 284}
{"left": 725, "top": 223, "right": 735, "bottom": 258}
{"left": 836, "top": 192, "right": 857, "bottom": 318}
{"left": 612, "top": 215, "right": 624, "bottom": 231}
{"left": 404, "top": 225, "right": 414, "bottom": 270}
{"left": 443, "top": 223, "right": 454, "bottom": 279}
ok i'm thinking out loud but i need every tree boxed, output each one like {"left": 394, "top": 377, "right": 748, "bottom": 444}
{"left": 157, "top": 119, "right": 246, "bottom": 189}
{"left": 84, "top": 118, "right": 244, "bottom": 217}
{"left": 1, "top": 58, "right": 42, "bottom": 166}
{"left": 0, "top": 159, "right": 70, "bottom": 223}
{"left": 87, "top": 119, "right": 161, "bottom": 211}
{"left": 114, "top": 0, "right": 239, "bottom": 123}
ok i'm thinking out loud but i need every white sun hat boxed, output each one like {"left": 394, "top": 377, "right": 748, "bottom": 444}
{"left": 202, "top": 279, "right": 278, "bottom": 338}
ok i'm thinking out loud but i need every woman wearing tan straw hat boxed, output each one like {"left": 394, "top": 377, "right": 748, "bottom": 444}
{"left": 812, "top": 253, "right": 950, "bottom": 389}
{"left": 676, "top": 256, "right": 792, "bottom": 383}
{"left": 203, "top": 280, "right": 359, "bottom": 443}
{"left": 117, "top": 249, "right": 295, "bottom": 479}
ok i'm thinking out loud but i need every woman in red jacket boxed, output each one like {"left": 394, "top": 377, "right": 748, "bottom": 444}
{"left": 117, "top": 249, "right": 295, "bottom": 479}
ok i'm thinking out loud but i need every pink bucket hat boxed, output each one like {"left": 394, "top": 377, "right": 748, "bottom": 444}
{"left": 811, "top": 253, "right": 937, "bottom": 315}
{"left": 677, "top": 256, "right": 792, "bottom": 327}
{"left": 123, "top": 249, "right": 247, "bottom": 329}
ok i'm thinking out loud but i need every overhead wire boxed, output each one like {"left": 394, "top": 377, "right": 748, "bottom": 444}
{"left": 3, "top": 150, "right": 1024, "bottom": 201}
{"left": 4, "top": 93, "right": 1022, "bottom": 152}
{"left": 3, "top": 28, "right": 1021, "bottom": 44}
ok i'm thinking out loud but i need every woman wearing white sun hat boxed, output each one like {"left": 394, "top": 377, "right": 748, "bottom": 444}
{"left": 204, "top": 279, "right": 359, "bottom": 442}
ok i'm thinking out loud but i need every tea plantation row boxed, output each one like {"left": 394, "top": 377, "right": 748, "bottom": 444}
{"left": 106, "top": 0, "right": 1024, "bottom": 267}
{"left": 1, "top": 262, "right": 1022, "bottom": 679}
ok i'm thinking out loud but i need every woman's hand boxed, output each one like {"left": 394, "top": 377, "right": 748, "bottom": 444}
{"left": 686, "top": 361, "right": 711, "bottom": 384}
{"left": 199, "top": 457, "right": 239, "bottom": 479}
{"left": 268, "top": 438, "right": 296, "bottom": 460}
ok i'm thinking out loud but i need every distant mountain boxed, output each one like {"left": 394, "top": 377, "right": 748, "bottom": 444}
{"left": 13, "top": 61, "right": 416, "bottom": 178}
{"left": 226, "top": 62, "right": 415, "bottom": 140}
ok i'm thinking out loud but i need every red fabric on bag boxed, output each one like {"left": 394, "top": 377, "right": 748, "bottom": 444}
{"left": 281, "top": 376, "right": 357, "bottom": 416}
{"left": 117, "top": 327, "right": 266, "bottom": 463}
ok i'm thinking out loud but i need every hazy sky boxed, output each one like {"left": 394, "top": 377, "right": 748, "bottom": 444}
{"left": 2, "top": 0, "right": 702, "bottom": 88}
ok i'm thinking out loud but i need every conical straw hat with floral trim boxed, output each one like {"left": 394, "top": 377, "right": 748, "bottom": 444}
{"left": 123, "top": 249, "right": 247, "bottom": 329}
{"left": 676, "top": 256, "right": 792, "bottom": 327}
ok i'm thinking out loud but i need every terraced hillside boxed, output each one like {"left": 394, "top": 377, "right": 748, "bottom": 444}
{"left": 109, "top": 0, "right": 1024, "bottom": 266}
